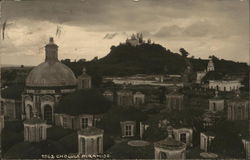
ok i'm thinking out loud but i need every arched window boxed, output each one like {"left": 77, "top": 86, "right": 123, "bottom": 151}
{"left": 44, "top": 105, "right": 52, "bottom": 124}
{"left": 25, "top": 104, "right": 33, "bottom": 119}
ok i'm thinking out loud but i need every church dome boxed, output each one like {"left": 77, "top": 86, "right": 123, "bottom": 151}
{"left": 26, "top": 62, "right": 76, "bottom": 87}
{"left": 25, "top": 38, "right": 77, "bottom": 88}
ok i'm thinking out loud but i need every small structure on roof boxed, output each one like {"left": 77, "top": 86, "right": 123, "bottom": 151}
{"left": 133, "top": 91, "right": 145, "bottom": 105}
{"left": 165, "top": 87, "right": 184, "bottom": 111}
{"left": 78, "top": 126, "right": 104, "bottom": 155}
{"left": 173, "top": 127, "right": 193, "bottom": 147}
{"left": 227, "top": 90, "right": 249, "bottom": 120}
{"left": 154, "top": 126, "right": 186, "bottom": 159}
{"left": 209, "top": 90, "right": 224, "bottom": 112}
{"left": 23, "top": 115, "right": 47, "bottom": 142}
{"left": 117, "top": 87, "right": 133, "bottom": 106}
{"left": 77, "top": 67, "right": 91, "bottom": 89}
{"left": 200, "top": 131, "right": 215, "bottom": 152}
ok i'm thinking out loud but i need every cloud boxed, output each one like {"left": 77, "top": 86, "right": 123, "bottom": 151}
{"left": 0, "top": 0, "right": 248, "bottom": 65}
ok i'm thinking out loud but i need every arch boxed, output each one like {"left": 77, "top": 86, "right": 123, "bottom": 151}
{"left": 24, "top": 96, "right": 32, "bottom": 101}
{"left": 40, "top": 95, "right": 54, "bottom": 102}
{"left": 44, "top": 105, "right": 53, "bottom": 124}
{"left": 25, "top": 104, "right": 33, "bottom": 119}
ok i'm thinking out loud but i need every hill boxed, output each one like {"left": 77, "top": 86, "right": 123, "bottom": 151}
{"left": 62, "top": 43, "right": 186, "bottom": 77}
{"left": 61, "top": 43, "right": 248, "bottom": 78}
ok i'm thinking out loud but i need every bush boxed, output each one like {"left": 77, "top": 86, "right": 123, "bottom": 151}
{"left": 142, "top": 126, "right": 167, "bottom": 142}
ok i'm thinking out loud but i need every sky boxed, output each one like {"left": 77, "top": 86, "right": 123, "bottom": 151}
{"left": 0, "top": 0, "right": 249, "bottom": 66}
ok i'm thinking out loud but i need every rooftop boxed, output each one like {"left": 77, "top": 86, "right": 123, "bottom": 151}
{"left": 78, "top": 126, "right": 103, "bottom": 136}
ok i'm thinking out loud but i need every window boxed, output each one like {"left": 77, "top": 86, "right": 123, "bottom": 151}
{"left": 81, "top": 118, "right": 88, "bottom": 129}
{"left": 44, "top": 105, "right": 52, "bottom": 124}
{"left": 125, "top": 124, "right": 133, "bottom": 136}
{"left": 213, "top": 103, "right": 216, "bottom": 111}
{"left": 63, "top": 117, "right": 67, "bottom": 128}
{"left": 180, "top": 133, "right": 186, "bottom": 143}
{"left": 26, "top": 104, "right": 33, "bottom": 119}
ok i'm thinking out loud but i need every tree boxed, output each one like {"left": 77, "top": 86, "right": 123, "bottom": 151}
{"left": 143, "top": 126, "right": 167, "bottom": 142}
{"left": 210, "top": 121, "right": 245, "bottom": 158}
{"left": 179, "top": 48, "right": 189, "bottom": 57}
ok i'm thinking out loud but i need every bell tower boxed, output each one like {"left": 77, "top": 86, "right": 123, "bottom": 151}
{"left": 45, "top": 37, "right": 59, "bottom": 62}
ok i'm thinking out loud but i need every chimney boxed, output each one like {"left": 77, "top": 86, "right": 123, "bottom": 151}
{"left": 45, "top": 37, "right": 59, "bottom": 62}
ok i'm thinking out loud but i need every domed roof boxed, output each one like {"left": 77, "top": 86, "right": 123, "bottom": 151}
{"left": 26, "top": 61, "right": 77, "bottom": 87}
{"left": 55, "top": 89, "right": 111, "bottom": 115}
{"left": 25, "top": 38, "right": 77, "bottom": 88}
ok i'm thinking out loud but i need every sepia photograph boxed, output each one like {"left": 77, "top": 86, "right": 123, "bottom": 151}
{"left": 0, "top": 0, "right": 249, "bottom": 159}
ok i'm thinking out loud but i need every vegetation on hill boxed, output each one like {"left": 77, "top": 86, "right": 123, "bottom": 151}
{"left": 60, "top": 43, "right": 248, "bottom": 85}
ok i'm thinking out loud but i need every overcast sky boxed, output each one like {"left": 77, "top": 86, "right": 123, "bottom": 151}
{"left": 0, "top": 0, "right": 249, "bottom": 66}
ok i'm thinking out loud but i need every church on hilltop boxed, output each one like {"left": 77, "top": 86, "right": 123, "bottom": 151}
{"left": 125, "top": 32, "right": 151, "bottom": 47}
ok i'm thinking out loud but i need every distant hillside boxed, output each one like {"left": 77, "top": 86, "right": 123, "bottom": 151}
{"left": 61, "top": 43, "right": 248, "bottom": 78}
{"left": 62, "top": 43, "right": 186, "bottom": 77}
{"left": 97, "top": 43, "right": 186, "bottom": 75}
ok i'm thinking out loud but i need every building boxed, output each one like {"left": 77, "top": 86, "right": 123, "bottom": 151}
{"left": 22, "top": 38, "right": 77, "bottom": 124}
{"left": 207, "top": 58, "right": 215, "bottom": 72}
{"left": 196, "top": 71, "right": 207, "bottom": 84}
{"left": 103, "top": 74, "right": 183, "bottom": 87}
{"left": 23, "top": 116, "right": 47, "bottom": 142}
{"left": 78, "top": 127, "right": 104, "bottom": 155}
{"left": 173, "top": 127, "right": 193, "bottom": 147}
{"left": 200, "top": 131, "right": 215, "bottom": 152}
{"left": 117, "top": 89, "right": 133, "bottom": 106}
{"left": 208, "top": 91, "right": 224, "bottom": 112}
{"left": 196, "top": 58, "right": 215, "bottom": 84}
{"left": 208, "top": 80, "right": 241, "bottom": 91}
{"left": 77, "top": 68, "right": 91, "bottom": 89}
{"left": 154, "top": 126, "right": 186, "bottom": 159}
{"left": 227, "top": 91, "right": 249, "bottom": 120}
{"left": 133, "top": 92, "right": 145, "bottom": 105}
{"left": 165, "top": 89, "right": 184, "bottom": 111}
{"left": 54, "top": 89, "right": 111, "bottom": 130}
{"left": 126, "top": 33, "right": 143, "bottom": 46}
